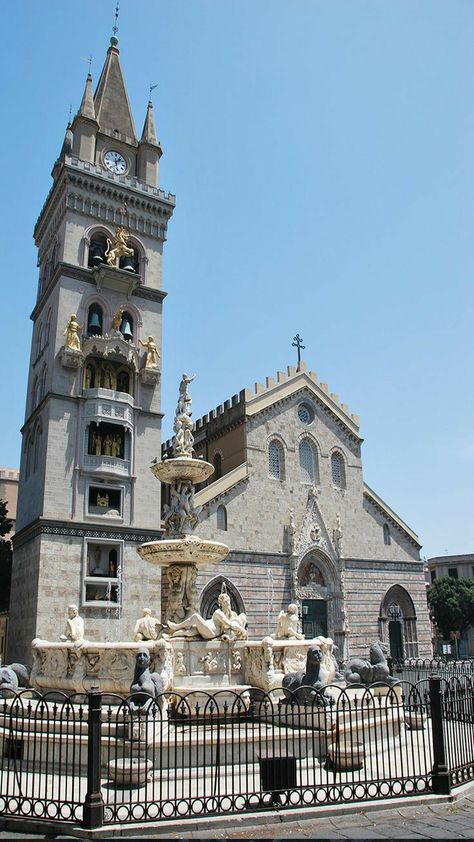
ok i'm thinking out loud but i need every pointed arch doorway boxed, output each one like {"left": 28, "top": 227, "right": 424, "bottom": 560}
{"left": 296, "top": 550, "right": 341, "bottom": 643}
{"left": 380, "top": 585, "right": 419, "bottom": 660}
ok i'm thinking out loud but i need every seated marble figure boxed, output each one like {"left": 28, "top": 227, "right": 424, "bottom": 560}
{"left": 166, "top": 591, "right": 247, "bottom": 641}
{"left": 133, "top": 608, "right": 160, "bottom": 641}
{"left": 59, "top": 605, "right": 85, "bottom": 644}
{"left": 275, "top": 603, "right": 305, "bottom": 640}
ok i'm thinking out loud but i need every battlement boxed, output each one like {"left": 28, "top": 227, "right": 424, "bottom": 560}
{"left": 241, "top": 361, "right": 359, "bottom": 427}
{"left": 162, "top": 361, "right": 359, "bottom": 453}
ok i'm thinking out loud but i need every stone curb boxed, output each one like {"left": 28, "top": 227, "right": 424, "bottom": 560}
{"left": 2, "top": 781, "right": 474, "bottom": 839}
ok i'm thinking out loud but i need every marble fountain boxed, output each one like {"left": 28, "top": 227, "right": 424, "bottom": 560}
{"left": 4, "top": 377, "right": 406, "bottom": 785}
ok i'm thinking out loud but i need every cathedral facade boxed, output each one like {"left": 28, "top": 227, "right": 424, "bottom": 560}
{"left": 163, "top": 363, "right": 432, "bottom": 660}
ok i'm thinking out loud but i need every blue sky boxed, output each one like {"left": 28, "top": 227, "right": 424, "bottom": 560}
{"left": 1, "top": 1, "right": 473, "bottom": 559}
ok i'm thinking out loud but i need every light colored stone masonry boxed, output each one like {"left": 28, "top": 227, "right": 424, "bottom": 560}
{"left": 194, "top": 385, "right": 431, "bottom": 657}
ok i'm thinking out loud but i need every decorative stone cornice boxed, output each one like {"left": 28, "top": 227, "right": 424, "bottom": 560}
{"left": 344, "top": 558, "right": 425, "bottom": 573}
{"left": 13, "top": 518, "right": 163, "bottom": 550}
{"left": 31, "top": 262, "right": 167, "bottom": 321}
{"left": 35, "top": 158, "right": 175, "bottom": 244}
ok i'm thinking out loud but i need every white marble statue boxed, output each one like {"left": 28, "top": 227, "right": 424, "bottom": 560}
{"left": 59, "top": 605, "right": 85, "bottom": 644}
{"left": 275, "top": 603, "right": 305, "bottom": 640}
{"left": 333, "top": 512, "right": 343, "bottom": 556}
{"left": 133, "top": 608, "right": 160, "bottom": 641}
{"left": 166, "top": 591, "right": 247, "bottom": 641}
{"left": 172, "top": 374, "right": 195, "bottom": 458}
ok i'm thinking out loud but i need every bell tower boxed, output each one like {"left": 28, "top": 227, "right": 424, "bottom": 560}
{"left": 8, "top": 37, "right": 175, "bottom": 663}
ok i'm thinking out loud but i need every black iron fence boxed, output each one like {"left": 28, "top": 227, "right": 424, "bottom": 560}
{"left": 393, "top": 658, "right": 474, "bottom": 684}
{"left": 0, "top": 676, "right": 473, "bottom": 830}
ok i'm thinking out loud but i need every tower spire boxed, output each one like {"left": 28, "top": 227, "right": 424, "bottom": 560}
{"left": 78, "top": 73, "right": 96, "bottom": 121}
{"left": 140, "top": 100, "right": 158, "bottom": 145}
{"left": 93, "top": 35, "right": 137, "bottom": 142}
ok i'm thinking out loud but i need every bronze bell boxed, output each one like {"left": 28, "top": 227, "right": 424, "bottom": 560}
{"left": 88, "top": 311, "right": 102, "bottom": 335}
{"left": 120, "top": 254, "right": 135, "bottom": 272}
{"left": 120, "top": 317, "right": 133, "bottom": 341}
{"left": 89, "top": 241, "right": 105, "bottom": 267}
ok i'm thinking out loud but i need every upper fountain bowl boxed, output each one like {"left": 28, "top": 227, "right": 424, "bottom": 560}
{"left": 150, "top": 457, "right": 214, "bottom": 485}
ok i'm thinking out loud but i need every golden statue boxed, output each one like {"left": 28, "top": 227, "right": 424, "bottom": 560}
{"left": 105, "top": 226, "right": 134, "bottom": 266}
{"left": 64, "top": 314, "right": 82, "bottom": 351}
{"left": 139, "top": 335, "right": 160, "bottom": 369}
{"left": 112, "top": 306, "right": 124, "bottom": 332}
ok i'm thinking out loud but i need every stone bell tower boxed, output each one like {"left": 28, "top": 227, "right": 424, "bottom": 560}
{"left": 8, "top": 37, "right": 175, "bottom": 663}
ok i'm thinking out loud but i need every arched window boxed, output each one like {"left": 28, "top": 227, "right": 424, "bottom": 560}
{"left": 383, "top": 523, "right": 391, "bottom": 546}
{"left": 36, "top": 324, "right": 43, "bottom": 359}
{"left": 299, "top": 439, "right": 317, "bottom": 483}
{"left": 40, "top": 366, "right": 47, "bottom": 402}
{"left": 116, "top": 369, "right": 130, "bottom": 394}
{"left": 213, "top": 453, "right": 222, "bottom": 480}
{"left": 84, "top": 361, "right": 97, "bottom": 390}
{"left": 87, "top": 304, "right": 103, "bottom": 336}
{"left": 32, "top": 376, "right": 39, "bottom": 411}
{"left": 331, "top": 451, "right": 345, "bottom": 488}
{"left": 88, "top": 233, "right": 108, "bottom": 268}
{"left": 216, "top": 505, "right": 227, "bottom": 531}
{"left": 269, "top": 440, "right": 284, "bottom": 480}
{"left": 45, "top": 309, "right": 52, "bottom": 347}
{"left": 33, "top": 423, "right": 42, "bottom": 472}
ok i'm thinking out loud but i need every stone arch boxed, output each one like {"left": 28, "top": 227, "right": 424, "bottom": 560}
{"left": 296, "top": 547, "right": 342, "bottom": 649}
{"left": 330, "top": 447, "right": 347, "bottom": 489}
{"left": 379, "top": 584, "right": 418, "bottom": 660}
{"left": 298, "top": 433, "right": 320, "bottom": 484}
{"left": 199, "top": 576, "right": 245, "bottom": 620}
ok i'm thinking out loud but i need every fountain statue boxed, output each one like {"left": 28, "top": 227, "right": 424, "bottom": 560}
{"left": 29, "top": 375, "right": 346, "bottom": 701}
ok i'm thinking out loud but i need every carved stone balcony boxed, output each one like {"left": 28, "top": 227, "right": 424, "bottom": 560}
{"left": 84, "top": 392, "right": 134, "bottom": 426}
{"left": 83, "top": 454, "right": 131, "bottom": 477}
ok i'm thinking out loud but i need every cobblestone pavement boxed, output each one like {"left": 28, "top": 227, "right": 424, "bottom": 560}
{"left": 2, "top": 790, "right": 474, "bottom": 838}
{"left": 184, "top": 791, "right": 474, "bottom": 839}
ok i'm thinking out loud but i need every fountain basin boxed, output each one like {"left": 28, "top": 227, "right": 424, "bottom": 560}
{"left": 150, "top": 457, "right": 214, "bottom": 485}
{"left": 137, "top": 534, "right": 228, "bottom": 567}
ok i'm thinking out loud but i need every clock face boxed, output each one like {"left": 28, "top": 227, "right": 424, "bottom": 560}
{"left": 104, "top": 150, "right": 127, "bottom": 174}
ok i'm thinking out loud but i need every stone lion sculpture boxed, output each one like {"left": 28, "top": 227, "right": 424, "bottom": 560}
{"left": 282, "top": 646, "right": 328, "bottom": 705}
{"left": 0, "top": 662, "right": 31, "bottom": 693}
{"left": 344, "top": 641, "right": 398, "bottom": 687}
{"left": 129, "top": 648, "right": 166, "bottom": 710}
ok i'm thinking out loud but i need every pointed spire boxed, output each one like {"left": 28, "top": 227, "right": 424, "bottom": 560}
{"left": 140, "top": 101, "right": 158, "bottom": 145}
{"left": 60, "top": 123, "right": 73, "bottom": 157}
{"left": 78, "top": 73, "right": 96, "bottom": 121}
{"left": 93, "top": 38, "right": 137, "bottom": 141}
{"left": 52, "top": 123, "right": 73, "bottom": 180}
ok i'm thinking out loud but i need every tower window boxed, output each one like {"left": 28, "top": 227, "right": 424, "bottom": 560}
{"left": 269, "top": 440, "right": 284, "bottom": 480}
{"left": 299, "top": 439, "right": 317, "bottom": 483}
{"left": 87, "top": 304, "right": 103, "bottom": 336}
{"left": 448, "top": 567, "right": 458, "bottom": 579}
{"left": 88, "top": 422, "right": 125, "bottom": 459}
{"left": 331, "top": 451, "right": 345, "bottom": 489}
{"left": 383, "top": 523, "right": 391, "bottom": 546}
{"left": 216, "top": 505, "right": 227, "bottom": 531}
{"left": 83, "top": 540, "right": 122, "bottom": 606}
{"left": 87, "top": 485, "right": 122, "bottom": 518}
